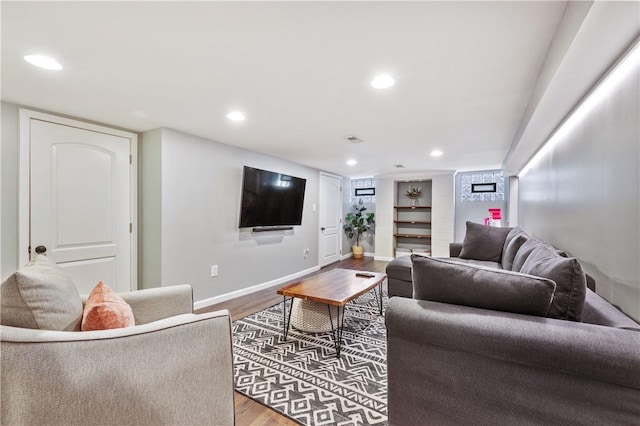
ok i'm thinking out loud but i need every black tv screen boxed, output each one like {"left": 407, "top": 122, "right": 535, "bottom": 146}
{"left": 239, "top": 166, "right": 307, "bottom": 228}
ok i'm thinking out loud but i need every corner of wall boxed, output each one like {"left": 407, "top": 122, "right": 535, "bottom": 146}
{"left": 1, "top": 102, "right": 21, "bottom": 278}
{"left": 139, "top": 129, "right": 163, "bottom": 289}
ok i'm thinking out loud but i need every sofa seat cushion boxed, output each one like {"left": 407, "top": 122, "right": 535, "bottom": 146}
{"left": 442, "top": 257, "right": 503, "bottom": 269}
{"left": 581, "top": 289, "right": 640, "bottom": 331}
{"left": 459, "top": 221, "right": 512, "bottom": 262}
{"left": 411, "top": 255, "right": 556, "bottom": 317}
{"left": 386, "top": 256, "right": 413, "bottom": 282}
{"left": 520, "top": 243, "right": 587, "bottom": 321}
{"left": 1, "top": 255, "right": 83, "bottom": 331}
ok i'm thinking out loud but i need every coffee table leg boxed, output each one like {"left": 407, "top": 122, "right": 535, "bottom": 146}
{"left": 372, "top": 284, "right": 383, "bottom": 315}
{"left": 327, "top": 305, "right": 345, "bottom": 358}
{"left": 283, "top": 296, "right": 294, "bottom": 340}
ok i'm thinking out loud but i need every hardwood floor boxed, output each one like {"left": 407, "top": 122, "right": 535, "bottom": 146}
{"left": 196, "top": 256, "right": 389, "bottom": 426}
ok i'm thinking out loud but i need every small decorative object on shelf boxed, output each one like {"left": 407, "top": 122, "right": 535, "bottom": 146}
{"left": 405, "top": 186, "right": 422, "bottom": 207}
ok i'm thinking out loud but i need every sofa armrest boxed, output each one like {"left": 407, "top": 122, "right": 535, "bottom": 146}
{"left": 449, "top": 242, "right": 462, "bottom": 257}
{"left": 1, "top": 310, "right": 234, "bottom": 426}
{"left": 120, "top": 284, "right": 194, "bottom": 324}
{"left": 385, "top": 297, "right": 640, "bottom": 425}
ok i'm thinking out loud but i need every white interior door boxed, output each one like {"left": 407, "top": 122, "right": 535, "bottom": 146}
{"left": 319, "top": 173, "right": 342, "bottom": 267}
{"left": 26, "top": 114, "right": 136, "bottom": 294}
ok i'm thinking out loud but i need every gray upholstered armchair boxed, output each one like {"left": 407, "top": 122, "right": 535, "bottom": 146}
{"left": 1, "top": 284, "right": 235, "bottom": 426}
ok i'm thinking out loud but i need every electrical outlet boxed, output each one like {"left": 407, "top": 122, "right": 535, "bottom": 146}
{"left": 210, "top": 265, "right": 218, "bottom": 277}
{"left": 303, "top": 248, "right": 310, "bottom": 258}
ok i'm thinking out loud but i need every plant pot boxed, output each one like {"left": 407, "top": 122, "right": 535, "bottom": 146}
{"left": 352, "top": 245, "right": 364, "bottom": 259}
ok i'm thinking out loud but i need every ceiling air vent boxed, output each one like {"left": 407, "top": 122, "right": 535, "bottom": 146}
{"left": 346, "top": 135, "right": 363, "bottom": 143}
{"left": 394, "top": 164, "right": 406, "bottom": 168}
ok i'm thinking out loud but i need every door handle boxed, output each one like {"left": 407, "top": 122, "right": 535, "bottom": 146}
{"left": 35, "top": 245, "right": 47, "bottom": 254}
{"left": 321, "top": 227, "right": 326, "bottom": 231}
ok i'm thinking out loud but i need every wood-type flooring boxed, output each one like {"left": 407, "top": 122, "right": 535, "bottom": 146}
{"left": 196, "top": 256, "right": 389, "bottom": 426}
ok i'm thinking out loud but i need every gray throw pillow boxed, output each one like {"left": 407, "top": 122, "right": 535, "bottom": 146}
{"left": 519, "top": 244, "right": 587, "bottom": 321}
{"left": 502, "top": 227, "right": 529, "bottom": 271}
{"left": 411, "top": 255, "right": 556, "bottom": 317}
{"left": 1, "top": 255, "right": 83, "bottom": 331}
{"left": 459, "top": 221, "right": 512, "bottom": 262}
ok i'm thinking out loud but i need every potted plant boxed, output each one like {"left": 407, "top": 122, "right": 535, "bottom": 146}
{"left": 343, "top": 199, "right": 375, "bottom": 259}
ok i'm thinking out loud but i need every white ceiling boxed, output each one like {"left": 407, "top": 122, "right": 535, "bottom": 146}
{"left": 1, "top": 1, "right": 567, "bottom": 178}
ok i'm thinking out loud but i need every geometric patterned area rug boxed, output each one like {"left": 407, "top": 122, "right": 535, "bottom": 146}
{"left": 233, "top": 291, "right": 388, "bottom": 425}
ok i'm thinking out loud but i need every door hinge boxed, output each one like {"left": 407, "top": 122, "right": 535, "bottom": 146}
{"left": 129, "top": 223, "right": 133, "bottom": 233}
{"left": 28, "top": 245, "right": 31, "bottom": 255}
{"left": 129, "top": 154, "right": 132, "bottom": 164}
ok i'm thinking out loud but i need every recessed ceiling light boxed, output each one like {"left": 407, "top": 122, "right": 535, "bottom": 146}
{"left": 371, "top": 74, "right": 395, "bottom": 89}
{"left": 24, "top": 54, "right": 62, "bottom": 70}
{"left": 431, "top": 150, "right": 443, "bottom": 157}
{"left": 226, "top": 111, "right": 245, "bottom": 122}
{"left": 346, "top": 159, "right": 357, "bottom": 166}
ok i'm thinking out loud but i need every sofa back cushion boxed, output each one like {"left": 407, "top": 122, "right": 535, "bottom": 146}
{"left": 1, "top": 255, "right": 83, "bottom": 331}
{"left": 459, "top": 221, "right": 512, "bottom": 262}
{"left": 512, "top": 238, "right": 542, "bottom": 272}
{"left": 411, "top": 255, "right": 556, "bottom": 317}
{"left": 519, "top": 244, "right": 587, "bottom": 321}
{"left": 501, "top": 227, "right": 529, "bottom": 270}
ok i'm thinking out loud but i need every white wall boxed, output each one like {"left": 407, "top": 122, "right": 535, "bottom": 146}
{"left": 430, "top": 174, "right": 455, "bottom": 257}
{"left": 504, "top": 1, "right": 638, "bottom": 174}
{"left": 1, "top": 102, "right": 21, "bottom": 278}
{"left": 341, "top": 176, "right": 353, "bottom": 257}
{"left": 454, "top": 169, "right": 508, "bottom": 242}
{"left": 507, "top": 176, "right": 519, "bottom": 227}
{"left": 1, "top": 103, "right": 330, "bottom": 305}
{"left": 373, "top": 178, "right": 395, "bottom": 260}
{"left": 519, "top": 49, "right": 639, "bottom": 321}
{"left": 141, "top": 128, "right": 321, "bottom": 304}
{"left": 139, "top": 128, "right": 163, "bottom": 289}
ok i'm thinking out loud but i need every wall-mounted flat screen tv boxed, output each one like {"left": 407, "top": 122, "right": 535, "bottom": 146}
{"left": 239, "top": 166, "right": 307, "bottom": 228}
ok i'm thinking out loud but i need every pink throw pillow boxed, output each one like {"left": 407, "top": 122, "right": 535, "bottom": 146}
{"left": 82, "top": 281, "right": 135, "bottom": 331}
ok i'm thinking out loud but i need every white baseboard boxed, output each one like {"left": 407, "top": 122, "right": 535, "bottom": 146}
{"left": 374, "top": 255, "right": 394, "bottom": 261}
{"left": 340, "top": 252, "right": 376, "bottom": 260}
{"left": 193, "top": 265, "right": 321, "bottom": 310}
{"left": 326, "top": 252, "right": 378, "bottom": 265}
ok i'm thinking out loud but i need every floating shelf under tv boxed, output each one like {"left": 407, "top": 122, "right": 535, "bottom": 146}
{"left": 252, "top": 226, "right": 294, "bottom": 232}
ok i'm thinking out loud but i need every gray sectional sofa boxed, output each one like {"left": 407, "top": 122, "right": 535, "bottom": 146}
{"left": 385, "top": 222, "right": 640, "bottom": 425}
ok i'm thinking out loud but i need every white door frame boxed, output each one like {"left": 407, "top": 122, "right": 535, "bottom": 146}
{"left": 18, "top": 109, "right": 138, "bottom": 290}
{"left": 318, "top": 171, "right": 343, "bottom": 267}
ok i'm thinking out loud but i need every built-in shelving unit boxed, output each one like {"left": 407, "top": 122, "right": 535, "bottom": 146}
{"left": 394, "top": 181, "right": 433, "bottom": 257}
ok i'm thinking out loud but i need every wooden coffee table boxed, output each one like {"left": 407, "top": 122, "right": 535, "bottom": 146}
{"left": 277, "top": 268, "right": 387, "bottom": 357}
